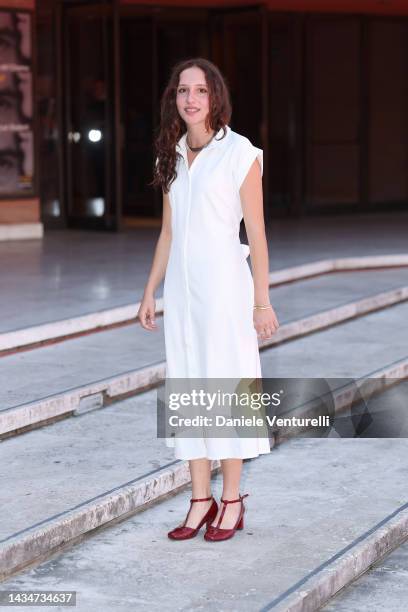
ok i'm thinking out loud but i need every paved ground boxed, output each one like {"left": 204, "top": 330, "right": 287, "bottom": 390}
{"left": 1, "top": 213, "right": 408, "bottom": 611}
{"left": 2, "top": 267, "right": 408, "bottom": 412}
{"left": 1, "top": 305, "right": 407, "bottom": 610}
{"left": 2, "top": 295, "right": 408, "bottom": 549}
{"left": 1, "top": 433, "right": 407, "bottom": 611}
{"left": 1, "top": 211, "right": 407, "bottom": 332}
{"left": 322, "top": 538, "right": 408, "bottom": 611}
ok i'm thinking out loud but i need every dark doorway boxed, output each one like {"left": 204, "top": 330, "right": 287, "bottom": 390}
{"left": 58, "top": 3, "right": 270, "bottom": 228}
{"left": 63, "top": 2, "right": 118, "bottom": 229}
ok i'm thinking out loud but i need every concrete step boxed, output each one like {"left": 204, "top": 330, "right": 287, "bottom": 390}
{"left": 2, "top": 254, "right": 408, "bottom": 354}
{"left": 321, "top": 538, "right": 408, "bottom": 611}
{"left": 1, "top": 436, "right": 407, "bottom": 611}
{"left": 2, "top": 268, "right": 408, "bottom": 438}
{"left": 2, "top": 212, "right": 408, "bottom": 340}
{"left": 1, "top": 303, "right": 408, "bottom": 587}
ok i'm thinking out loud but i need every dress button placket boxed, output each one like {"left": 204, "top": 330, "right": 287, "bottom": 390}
{"left": 183, "top": 157, "right": 193, "bottom": 375}
{"left": 182, "top": 146, "right": 210, "bottom": 377}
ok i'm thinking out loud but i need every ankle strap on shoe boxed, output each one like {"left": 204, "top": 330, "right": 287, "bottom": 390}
{"left": 179, "top": 495, "right": 214, "bottom": 528}
{"left": 220, "top": 493, "right": 249, "bottom": 504}
{"left": 213, "top": 493, "right": 249, "bottom": 530}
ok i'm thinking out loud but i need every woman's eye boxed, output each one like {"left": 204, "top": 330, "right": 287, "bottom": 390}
{"left": 177, "top": 88, "right": 207, "bottom": 94}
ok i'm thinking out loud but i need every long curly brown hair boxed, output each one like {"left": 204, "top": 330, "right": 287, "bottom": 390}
{"left": 150, "top": 57, "right": 232, "bottom": 194}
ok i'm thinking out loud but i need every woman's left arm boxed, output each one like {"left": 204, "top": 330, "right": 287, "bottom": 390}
{"left": 240, "top": 159, "right": 279, "bottom": 340}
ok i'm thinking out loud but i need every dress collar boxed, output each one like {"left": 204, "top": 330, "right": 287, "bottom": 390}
{"left": 177, "top": 124, "right": 230, "bottom": 154}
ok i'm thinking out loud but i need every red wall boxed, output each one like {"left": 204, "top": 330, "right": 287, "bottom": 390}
{"left": 3, "top": 0, "right": 407, "bottom": 16}
{"left": 0, "top": 0, "right": 34, "bottom": 7}
{"left": 121, "top": 0, "right": 408, "bottom": 16}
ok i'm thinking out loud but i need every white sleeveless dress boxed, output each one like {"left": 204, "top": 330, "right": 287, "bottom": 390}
{"left": 162, "top": 124, "right": 271, "bottom": 460}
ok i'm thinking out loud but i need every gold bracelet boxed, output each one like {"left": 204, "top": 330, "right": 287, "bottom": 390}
{"left": 253, "top": 304, "right": 272, "bottom": 310}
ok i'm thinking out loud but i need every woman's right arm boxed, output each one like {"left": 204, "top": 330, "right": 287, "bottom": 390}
{"left": 137, "top": 190, "right": 172, "bottom": 331}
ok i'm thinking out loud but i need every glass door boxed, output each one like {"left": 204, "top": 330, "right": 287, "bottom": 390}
{"left": 63, "top": 1, "right": 120, "bottom": 230}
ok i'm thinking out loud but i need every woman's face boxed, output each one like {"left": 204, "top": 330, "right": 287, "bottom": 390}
{"left": 176, "top": 66, "right": 210, "bottom": 128}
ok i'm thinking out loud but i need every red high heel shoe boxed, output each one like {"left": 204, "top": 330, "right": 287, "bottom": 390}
{"left": 167, "top": 495, "right": 218, "bottom": 540}
{"left": 204, "top": 493, "right": 249, "bottom": 542}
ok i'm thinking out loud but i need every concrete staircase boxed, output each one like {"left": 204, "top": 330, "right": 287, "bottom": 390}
{"left": 1, "top": 258, "right": 408, "bottom": 611}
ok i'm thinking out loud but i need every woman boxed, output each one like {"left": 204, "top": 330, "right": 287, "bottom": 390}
{"left": 138, "top": 58, "right": 279, "bottom": 542}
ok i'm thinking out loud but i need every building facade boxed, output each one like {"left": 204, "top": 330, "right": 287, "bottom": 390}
{"left": 0, "top": 0, "right": 407, "bottom": 238}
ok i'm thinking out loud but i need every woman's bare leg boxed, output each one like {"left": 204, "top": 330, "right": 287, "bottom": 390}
{"left": 184, "top": 458, "right": 213, "bottom": 528}
{"left": 209, "top": 458, "right": 243, "bottom": 529}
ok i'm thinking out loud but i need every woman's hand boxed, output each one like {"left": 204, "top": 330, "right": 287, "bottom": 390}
{"left": 137, "top": 293, "right": 157, "bottom": 331}
{"left": 253, "top": 305, "right": 279, "bottom": 341}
